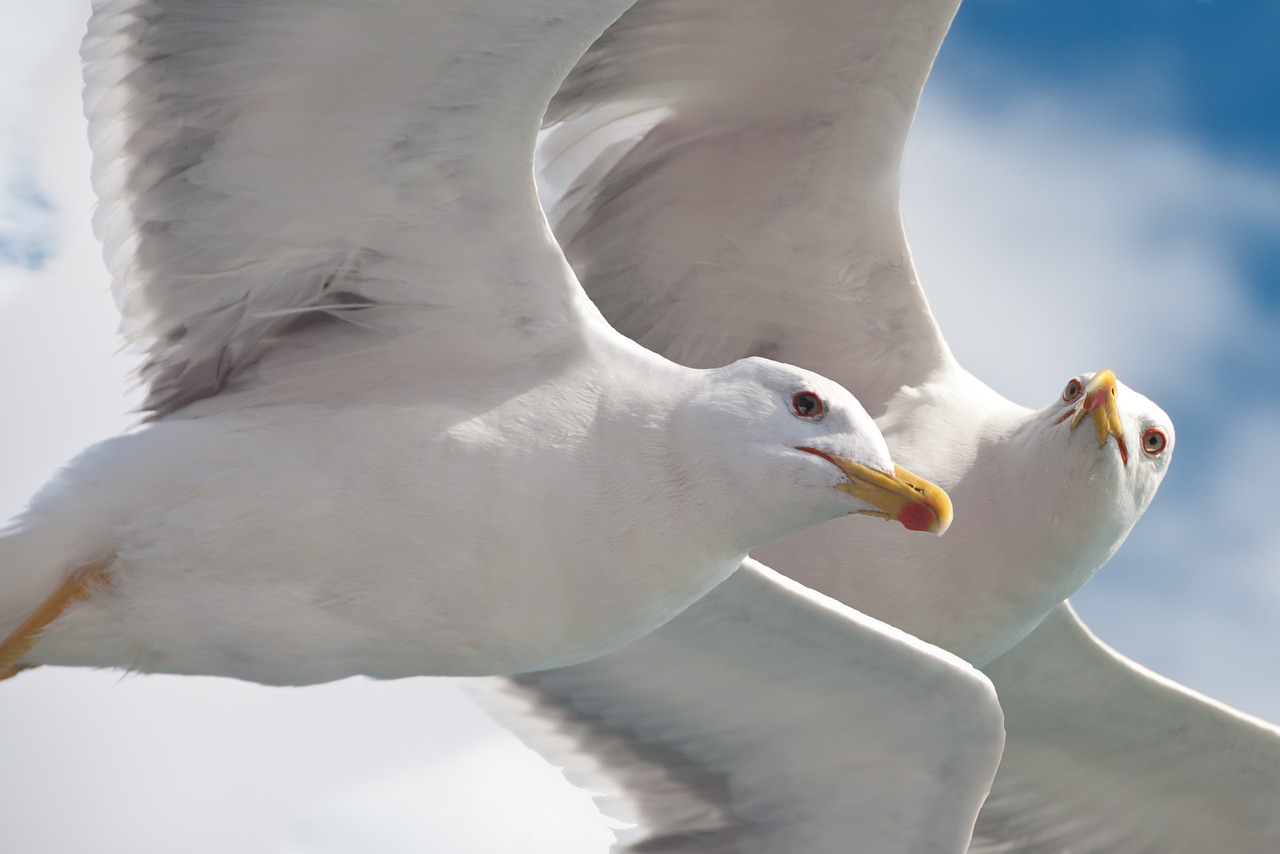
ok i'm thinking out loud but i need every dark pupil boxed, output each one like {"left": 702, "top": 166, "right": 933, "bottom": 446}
{"left": 1067, "top": 382, "right": 1079, "bottom": 396}
{"left": 797, "top": 394, "right": 817, "bottom": 414}
{"left": 1148, "top": 434, "right": 1160, "bottom": 447}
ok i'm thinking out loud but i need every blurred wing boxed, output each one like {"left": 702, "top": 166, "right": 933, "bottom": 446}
{"left": 85, "top": 0, "right": 626, "bottom": 415}
{"left": 476, "top": 560, "right": 1005, "bottom": 853}
{"left": 537, "top": 0, "right": 960, "bottom": 409}
{"left": 974, "top": 602, "right": 1280, "bottom": 853}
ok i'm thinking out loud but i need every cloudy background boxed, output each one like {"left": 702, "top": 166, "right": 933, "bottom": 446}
{"left": 0, "top": 1, "right": 1276, "bottom": 851}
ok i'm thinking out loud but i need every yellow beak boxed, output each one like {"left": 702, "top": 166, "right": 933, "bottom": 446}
{"left": 1069, "top": 369, "right": 1129, "bottom": 465}
{"left": 797, "top": 447, "right": 953, "bottom": 536}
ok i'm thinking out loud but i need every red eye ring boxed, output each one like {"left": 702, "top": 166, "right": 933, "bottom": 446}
{"left": 1141, "top": 428, "right": 1168, "bottom": 456}
{"left": 791, "top": 391, "right": 825, "bottom": 419}
{"left": 1062, "top": 378, "right": 1084, "bottom": 404}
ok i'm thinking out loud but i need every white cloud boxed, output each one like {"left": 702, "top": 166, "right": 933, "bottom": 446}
{"left": 0, "top": 2, "right": 87, "bottom": 275}
{"left": 285, "top": 731, "right": 612, "bottom": 854}
{"left": 0, "top": 669, "right": 562, "bottom": 854}
{"left": 0, "top": 1, "right": 137, "bottom": 520}
{"left": 904, "top": 83, "right": 1280, "bottom": 408}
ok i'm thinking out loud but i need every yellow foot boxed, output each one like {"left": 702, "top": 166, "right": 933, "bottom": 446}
{"left": 0, "top": 559, "right": 113, "bottom": 680}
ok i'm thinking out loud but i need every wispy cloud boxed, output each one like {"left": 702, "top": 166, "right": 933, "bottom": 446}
{"left": 0, "top": 2, "right": 83, "bottom": 274}
{"left": 905, "top": 83, "right": 1280, "bottom": 409}
{"left": 0, "top": 164, "right": 57, "bottom": 269}
{"left": 0, "top": 669, "right": 532, "bottom": 854}
{"left": 284, "top": 732, "right": 612, "bottom": 854}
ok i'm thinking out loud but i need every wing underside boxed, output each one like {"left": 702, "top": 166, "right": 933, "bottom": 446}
{"left": 538, "top": 0, "right": 961, "bottom": 409}
{"left": 476, "top": 560, "right": 1004, "bottom": 854}
{"left": 85, "top": 0, "right": 626, "bottom": 414}
{"left": 974, "top": 603, "right": 1280, "bottom": 853}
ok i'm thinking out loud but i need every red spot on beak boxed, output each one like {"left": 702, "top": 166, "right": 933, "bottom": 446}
{"left": 1083, "top": 389, "right": 1107, "bottom": 411}
{"left": 898, "top": 501, "right": 939, "bottom": 533}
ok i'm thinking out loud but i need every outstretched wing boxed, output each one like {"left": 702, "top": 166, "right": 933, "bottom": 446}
{"left": 537, "top": 0, "right": 960, "bottom": 412}
{"left": 84, "top": 0, "right": 627, "bottom": 415}
{"left": 973, "top": 602, "right": 1280, "bottom": 853}
{"left": 475, "top": 560, "right": 1005, "bottom": 853}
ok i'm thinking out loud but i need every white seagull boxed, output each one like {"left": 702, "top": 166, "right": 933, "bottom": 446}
{"left": 492, "top": 0, "right": 1280, "bottom": 850}
{"left": 0, "top": 0, "right": 957, "bottom": 686}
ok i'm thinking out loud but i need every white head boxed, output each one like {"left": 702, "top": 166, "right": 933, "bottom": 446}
{"left": 674, "top": 357, "right": 951, "bottom": 551}
{"left": 1035, "top": 369, "right": 1174, "bottom": 528}
{"left": 996, "top": 368, "right": 1176, "bottom": 632}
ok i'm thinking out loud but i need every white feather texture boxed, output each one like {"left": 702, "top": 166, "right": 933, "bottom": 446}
{"left": 476, "top": 560, "right": 1005, "bottom": 854}
{"left": 505, "top": 0, "right": 1280, "bottom": 849}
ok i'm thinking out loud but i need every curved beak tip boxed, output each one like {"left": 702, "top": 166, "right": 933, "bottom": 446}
{"left": 798, "top": 447, "right": 953, "bottom": 536}
{"left": 895, "top": 488, "right": 952, "bottom": 536}
{"left": 889, "top": 464, "right": 953, "bottom": 537}
{"left": 902, "top": 501, "right": 951, "bottom": 536}
{"left": 1068, "top": 370, "right": 1129, "bottom": 465}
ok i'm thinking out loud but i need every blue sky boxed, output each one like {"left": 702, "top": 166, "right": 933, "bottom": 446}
{"left": 951, "top": 0, "right": 1280, "bottom": 169}
{"left": 944, "top": 0, "right": 1280, "bottom": 311}
{"left": 0, "top": 1, "right": 1277, "bottom": 851}
{"left": 954, "top": 5, "right": 1267, "bottom": 121}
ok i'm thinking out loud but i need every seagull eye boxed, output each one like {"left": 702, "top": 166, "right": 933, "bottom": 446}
{"left": 1062, "top": 378, "right": 1083, "bottom": 404}
{"left": 791, "top": 391, "right": 825, "bottom": 419}
{"left": 1141, "top": 428, "right": 1167, "bottom": 456}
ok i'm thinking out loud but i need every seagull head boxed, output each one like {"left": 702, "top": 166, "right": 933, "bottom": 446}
{"left": 1054, "top": 369, "right": 1130, "bottom": 464}
{"left": 1050, "top": 370, "right": 1174, "bottom": 493}
{"left": 1027, "top": 369, "right": 1175, "bottom": 578}
{"left": 679, "top": 357, "right": 952, "bottom": 549}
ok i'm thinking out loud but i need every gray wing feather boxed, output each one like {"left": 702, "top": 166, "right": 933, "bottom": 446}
{"left": 476, "top": 560, "right": 1006, "bottom": 853}
{"left": 973, "top": 602, "right": 1280, "bottom": 853}
{"left": 84, "top": 0, "right": 624, "bottom": 415}
{"left": 538, "top": 0, "right": 961, "bottom": 410}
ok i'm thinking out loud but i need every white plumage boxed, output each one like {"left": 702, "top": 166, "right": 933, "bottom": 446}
{"left": 498, "top": 0, "right": 1280, "bottom": 850}
{"left": 477, "top": 560, "right": 1006, "bottom": 853}
{"left": 0, "top": 0, "right": 954, "bottom": 685}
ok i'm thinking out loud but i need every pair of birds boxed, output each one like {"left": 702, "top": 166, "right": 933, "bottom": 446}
{"left": 0, "top": 0, "right": 1276, "bottom": 851}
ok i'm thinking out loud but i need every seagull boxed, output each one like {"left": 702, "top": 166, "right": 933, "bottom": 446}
{"left": 0, "top": 0, "right": 957, "bottom": 687}
{"left": 489, "top": 0, "right": 1280, "bottom": 849}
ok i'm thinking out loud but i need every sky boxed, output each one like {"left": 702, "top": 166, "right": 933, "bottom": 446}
{"left": 0, "top": 1, "right": 1277, "bottom": 852}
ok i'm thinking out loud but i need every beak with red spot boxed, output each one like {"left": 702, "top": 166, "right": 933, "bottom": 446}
{"left": 796, "top": 446, "right": 953, "bottom": 535}
{"left": 1068, "top": 369, "right": 1129, "bottom": 466}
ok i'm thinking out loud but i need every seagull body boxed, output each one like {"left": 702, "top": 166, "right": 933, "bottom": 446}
{"left": 6, "top": 355, "right": 887, "bottom": 684}
{"left": 0, "top": 0, "right": 955, "bottom": 685}
{"left": 492, "top": 0, "right": 1280, "bottom": 849}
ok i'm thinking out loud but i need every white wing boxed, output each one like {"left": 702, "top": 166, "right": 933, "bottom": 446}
{"left": 85, "top": 0, "right": 626, "bottom": 415}
{"left": 477, "top": 559, "right": 1005, "bottom": 853}
{"left": 972, "top": 603, "right": 1280, "bottom": 853}
{"left": 537, "top": 0, "right": 961, "bottom": 412}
